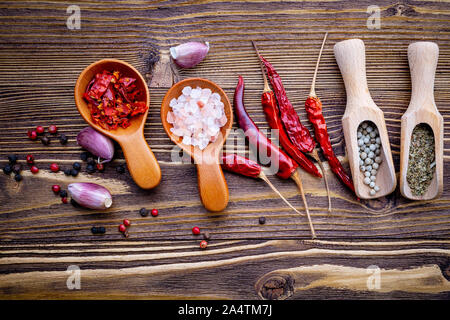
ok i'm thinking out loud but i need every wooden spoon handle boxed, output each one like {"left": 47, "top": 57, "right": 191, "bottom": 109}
{"left": 120, "top": 134, "right": 162, "bottom": 189}
{"left": 334, "top": 39, "right": 370, "bottom": 105}
{"left": 196, "top": 159, "right": 229, "bottom": 212}
{"left": 408, "top": 42, "right": 439, "bottom": 107}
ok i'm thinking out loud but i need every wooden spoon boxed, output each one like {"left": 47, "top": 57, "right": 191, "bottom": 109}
{"left": 161, "top": 78, "right": 233, "bottom": 212}
{"left": 75, "top": 59, "right": 161, "bottom": 189}
{"left": 400, "top": 42, "right": 443, "bottom": 200}
{"left": 334, "top": 39, "right": 396, "bottom": 199}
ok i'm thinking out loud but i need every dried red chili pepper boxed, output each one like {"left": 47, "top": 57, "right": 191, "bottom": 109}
{"left": 253, "top": 42, "right": 332, "bottom": 212}
{"left": 221, "top": 153, "right": 301, "bottom": 215}
{"left": 305, "top": 33, "right": 355, "bottom": 193}
{"left": 234, "top": 76, "right": 316, "bottom": 238}
{"left": 83, "top": 69, "right": 147, "bottom": 130}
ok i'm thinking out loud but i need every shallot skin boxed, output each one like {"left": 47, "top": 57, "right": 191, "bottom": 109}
{"left": 77, "top": 127, "right": 114, "bottom": 162}
{"left": 68, "top": 182, "right": 113, "bottom": 210}
{"left": 170, "top": 42, "right": 210, "bottom": 68}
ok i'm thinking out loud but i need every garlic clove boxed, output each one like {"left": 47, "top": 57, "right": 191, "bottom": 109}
{"left": 170, "top": 42, "right": 210, "bottom": 68}
{"left": 77, "top": 127, "right": 114, "bottom": 162}
{"left": 68, "top": 182, "right": 113, "bottom": 210}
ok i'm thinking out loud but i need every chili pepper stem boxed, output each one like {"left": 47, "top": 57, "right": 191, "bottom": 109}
{"left": 251, "top": 41, "right": 271, "bottom": 93}
{"left": 309, "top": 148, "right": 332, "bottom": 212}
{"left": 290, "top": 169, "right": 316, "bottom": 239}
{"left": 258, "top": 171, "right": 304, "bottom": 216}
{"left": 309, "top": 32, "right": 328, "bottom": 98}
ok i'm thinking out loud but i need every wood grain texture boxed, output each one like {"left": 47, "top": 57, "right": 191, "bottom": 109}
{"left": 0, "top": 0, "right": 449, "bottom": 299}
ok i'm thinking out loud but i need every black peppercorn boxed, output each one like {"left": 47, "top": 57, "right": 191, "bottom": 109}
{"left": 64, "top": 169, "right": 72, "bottom": 176}
{"left": 86, "top": 164, "right": 96, "bottom": 174}
{"left": 3, "top": 165, "right": 12, "bottom": 175}
{"left": 7, "top": 155, "right": 18, "bottom": 164}
{"left": 259, "top": 217, "right": 266, "bottom": 225}
{"left": 73, "top": 162, "right": 81, "bottom": 171}
{"left": 80, "top": 152, "right": 89, "bottom": 161}
{"left": 12, "top": 163, "right": 22, "bottom": 174}
{"left": 14, "top": 174, "right": 22, "bottom": 182}
{"left": 59, "top": 134, "right": 68, "bottom": 145}
{"left": 70, "top": 169, "right": 79, "bottom": 177}
{"left": 87, "top": 157, "right": 96, "bottom": 166}
{"left": 116, "top": 165, "right": 125, "bottom": 174}
{"left": 40, "top": 136, "right": 50, "bottom": 145}
{"left": 97, "top": 227, "right": 106, "bottom": 234}
{"left": 139, "top": 208, "right": 149, "bottom": 217}
{"left": 59, "top": 190, "right": 68, "bottom": 198}
{"left": 91, "top": 227, "right": 98, "bottom": 234}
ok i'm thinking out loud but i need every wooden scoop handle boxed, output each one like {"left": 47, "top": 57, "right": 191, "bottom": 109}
{"left": 333, "top": 39, "right": 370, "bottom": 105}
{"left": 408, "top": 42, "right": 439, "bottom": 108}
{"left": 119, "top": 133, "right": 162, "bottom": 189}
{"left": 196, "top": 153, "right": 229, "bottom": 212}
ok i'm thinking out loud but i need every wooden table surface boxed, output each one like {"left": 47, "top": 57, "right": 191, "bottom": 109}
{"left": 1, "top": 0, "right": 450, "bottom": 300}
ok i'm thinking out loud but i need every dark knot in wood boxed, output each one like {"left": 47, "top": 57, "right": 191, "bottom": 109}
{"left": 386, "top": 3, "right": 418, "bottom": 17}
{"left": 258, "top": 275, "right": 294, "bottom": 300}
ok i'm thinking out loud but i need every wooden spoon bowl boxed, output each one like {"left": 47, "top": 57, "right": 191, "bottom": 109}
{"left": 74, "top": 59, "right": 161, "bottom": 189}
{"left": 400, "top": 42, "right": 443, "bottom": 200}
{"left": 334, "top": 39, "right": 397, "bottom": 199}
{"left": 161, "top": 78, "right": 233, "bottom": 212}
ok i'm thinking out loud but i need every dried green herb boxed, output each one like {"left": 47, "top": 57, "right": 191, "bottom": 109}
{"left": 406, "top": 124, "right": 435, "bottom": 196}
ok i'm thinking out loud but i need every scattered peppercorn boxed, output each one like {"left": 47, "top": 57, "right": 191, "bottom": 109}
{"left": 139, "top": 208, "right": 149, "bottom": 217}
{"left": 14, "top": 174, "right": 22, "bottom": 182}
{"left": 259, "top": 217, "right": 266, "bottom": 225}
{"left": 151, "top": 208, "right": 159, "bottom": 217}
{"left": 80, "top": 152, "right": 89, "bottom": 161}
{"left": 3, "top": 165, "right": 12, "bottom": 175}
{"left": 91, "top": 226, "right": 106, "bottom": 235}
{"left": 26, "top": 154, "right": 34, "bottom": 164}
{"left": 28, "top": 130, "right": 38, "bottom": 140}
{"left": 50, "top": 163, "right": 59, "bottom": 172}
{"left": 97, "top": 227, "right": 106, "bottom": 234}
{"left": 118, "top": 224, "right": 126, "bottom": 233}
{"left": 86, "top": 164, "right": 96, "bottom": 174}
{"left": 61, "top": 197, "right": 68, "bottom": 204}
{"left": 202, "top": 231, "right": 211, "bottom": 240}
{"left": 59, "top": 134, "right": 68, "bottom": 145}
{"left": 70, "top": 169, "right": 79, "bottom": 177}
{"left": 199, "top": 240, "right": 208, "bottom": 249}
{"left": 96, "top": 163, "right": 105, "bottom": 172}
{"left": 64, "top": 169, "right": 72, "bottom": 176}
{"left": 87, "top": 157, "right": 96, "bottom": 166}
{"left": 192, "top": 226, "right": 201, "bottom": 235}
{"left": 52, "top": 185, "right": 61, "bottom": 193}
{"left": 7, "top": 155, "right": 18, "bottom": 164}
{"left": 40, "top": 136, "right": 50, "bottom": 145}
{"left": 116, "top": 165, "right": 125, "bottom": 174}
{"left": 30, "top": 165, "right": 39, "bottom": 174}
{"left": 36, "top": 126, "right": 44, "bottom": 134}
{"left": 123, "top": 219, "right": 131, "bottom": 227}
{"left": 73, "top": 162, "right": 81, "bottom": 170}
{"left": 48, "top": 125, "right": 58, "bottom": 134}
{"left": 59, "top": 190, "right": 68, "bottom": 198}
{"left": 12, "top": 163, "right": 22, "bottom": 174}
{"left": 91, "top": 226, "right": 98, "bottom": 234}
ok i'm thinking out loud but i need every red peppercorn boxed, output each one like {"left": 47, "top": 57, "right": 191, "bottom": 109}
{"left": 27, "top": 130, "right": 38, "bottom": 140}
{"left": 30, "top": 166, "right": 39, "bottom": 174}
{"left": 48, "top": 125, "right": 58, "bottom": 134}
{"left": 26, "top": 154, "right": 35, "bottom": 164}
{"left": 50, "top": 163, "right": 59, "bottom": 172}
{"left": 52, "top": 184, "right": 61, "bottom": 193}
{"left": 61, "top": 197, "right": 68, "bottom": 204}
{"left": 118, "top": 224, "right": 126, "bottom": 233}
{"left": 96, "top": 163, "right": 105, "bottom": 172}
{"left": 36, "top": 126, "right": 44, "bottom": 134}
{"left": 151, "top": 208, "right": 158, "bottom": 217}
{"left": 200, "top": 240, "right": 208, "bottom": 249}
{"left": 192, "top": 226, "right": 200, "bottom": 235}
{"left": 123, "top": 219, "right": 131, "bottom": 227}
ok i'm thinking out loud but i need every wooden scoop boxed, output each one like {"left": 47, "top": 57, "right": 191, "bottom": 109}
{"left": 400, "top": 42, "right": 443, "bottom": 200}
{"left": 334, "top": 39, "right": 396, "bottom": 199}
{"left": 75, "top": 59, "right": 161, "bottom": 189}
{"left": 161, "top": 78, "right": 233, "bottom": 212}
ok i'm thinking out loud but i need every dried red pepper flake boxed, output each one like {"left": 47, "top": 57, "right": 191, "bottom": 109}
{"left": 83, "top": 69, "right": 148, "bottom": 130}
